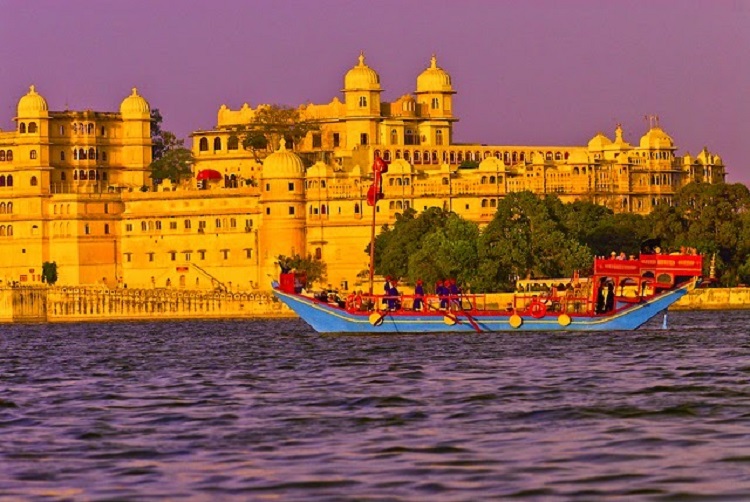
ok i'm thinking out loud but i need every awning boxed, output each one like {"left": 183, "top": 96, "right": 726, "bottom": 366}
{"left": 197, "top": 169, "right": 222, "bottom": 181}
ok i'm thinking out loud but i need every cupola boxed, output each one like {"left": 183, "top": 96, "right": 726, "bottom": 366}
{"left": 17, "top": 85, "right": 49, "bottom": 117}
{"left": 261, "top": 139, "right": 305, "bottom": 179}
{"left": 119, "top": 87, "right": 151, "bottom": 116}
{"left": 416, "top": 55, "right": 454, "bottom": 94}
{"left": 343, "top": 53, "right": 381, "bottom": 92}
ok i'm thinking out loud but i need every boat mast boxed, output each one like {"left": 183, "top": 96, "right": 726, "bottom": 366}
{"left": 368, "top": 155, "right": 387, "bottom": 296}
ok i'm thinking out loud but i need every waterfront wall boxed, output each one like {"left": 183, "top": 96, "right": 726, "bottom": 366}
{"left": 0, "top": 287, "right": 294, "bottom": 323}
{"left": 0, "top": 286, "right": 747, "bottom": 323}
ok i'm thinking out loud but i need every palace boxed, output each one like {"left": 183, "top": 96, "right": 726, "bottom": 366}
{"left": 0, "top": 54, "right": 726, "bottom": 291}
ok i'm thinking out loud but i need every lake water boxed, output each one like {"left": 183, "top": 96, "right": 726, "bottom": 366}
{"left": 1, "top": 311, "right": 750, "bottom": 501}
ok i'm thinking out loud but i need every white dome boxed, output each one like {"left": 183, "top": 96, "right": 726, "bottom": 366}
{"left": 261, "top": 139, "right": 305, "bottom": 179}
{"left": 120, "top": 87, "right": 151, "bottom": 116}
{"left": 17, "top": 85, "right": 49, "bottom": 117}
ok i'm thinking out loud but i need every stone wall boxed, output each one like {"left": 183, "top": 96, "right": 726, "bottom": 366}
{"left": 0, "top": 287, "right": 295, "bottom": 323}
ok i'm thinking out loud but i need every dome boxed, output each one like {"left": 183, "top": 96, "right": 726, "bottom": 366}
{"left": 566, "top": 150, "right": 590, "bottom": 164}
{"left": 307, "top": 161, "right": 335, "bottom": 178}
{"left": 587, "top": 132, "right": 612, "bottom": 151}
{"left": 416, "top": 55, "right": 453, "bottom": 93}
{"left": 639, "top": 127, "right": 674, "bottom": 150}
{"left": 120, "top": 87, "right": 151, "bottom": 115}
{"left": 343, "top": 53, "right": 381, "bottom": 91}
{"left": 261, "top": 139, "right": 305, "bottom": 179}
{"left": 17, "top": 85, "right": 49, "bottom": 117}
{"left": 477, "top": 156, "right": 505, "bottom": 172}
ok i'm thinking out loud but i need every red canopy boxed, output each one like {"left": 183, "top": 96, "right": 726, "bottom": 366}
{"left": 197, "top": 169, "right": 222, "bottom": 181}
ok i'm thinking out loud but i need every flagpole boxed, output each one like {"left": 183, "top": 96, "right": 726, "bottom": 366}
{"left": 367, "top": 155, "right": 386, "bottom": 296}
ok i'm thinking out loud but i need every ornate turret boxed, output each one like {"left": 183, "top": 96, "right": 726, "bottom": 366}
{"left": 16, "top": 85, "right": 49, "bottom": 118}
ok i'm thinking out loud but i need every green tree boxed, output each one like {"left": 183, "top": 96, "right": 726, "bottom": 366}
{"left": 149, "top": 131, "right": 194, "bottom": 185}
{"left": 42, "top": 261, "right": 58, "bottom": 285}
{"left": 407, "top": 214, "right": 479, "bottom": 290}
{"left": 234, "top": 104, "right": 320, "bottom": 161}
{"left": 276, "top": 254, "right": 328, "bottom": 287}
{"left": 476, "top": 192, "right": 592, "bottom": 291}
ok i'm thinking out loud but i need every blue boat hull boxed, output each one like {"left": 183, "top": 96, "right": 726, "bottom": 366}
{"left": 273, "top": 283, "right": 692, "bottom": 333}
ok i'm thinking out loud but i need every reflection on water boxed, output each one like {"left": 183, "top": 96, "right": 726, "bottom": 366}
{"left": 1, "top": 311, "right": 750, "bottom": 500}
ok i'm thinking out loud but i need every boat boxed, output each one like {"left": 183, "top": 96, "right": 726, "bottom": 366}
{"left": 272, "top": 253, "right": 702, "bottom": 333}
{"left": 271, "top": 155, "right": 703, "bottom": 333}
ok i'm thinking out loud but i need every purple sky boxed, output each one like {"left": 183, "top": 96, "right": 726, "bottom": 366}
{"left": 1, "top": 0, "right": 748, "bottom": 182}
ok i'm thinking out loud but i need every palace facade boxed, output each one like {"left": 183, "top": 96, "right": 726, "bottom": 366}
{"left": 0, "top": 55, "right": 726, "bottom": 290}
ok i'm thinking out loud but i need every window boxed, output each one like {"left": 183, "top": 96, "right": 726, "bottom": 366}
{"left": 436, "top": 130, "right": 443, "bottom": 146}
{"left": 390, "top": 129, "right": 398, "bottom": 145}
{"left": 184, "top": 220, "right": 191, "bottom": 229}
{"left": 6, "top": 151, "right": 12, "bottom": 161}
{"left": 126, "top": 223, "right": 133, "bottom": 232}
{"left": 245, "top": 219, "right": 253, "bottom": 229}
{"left": 333, "top": 133, "right": 340, "bottom": 148}
{"left": 199, "top": 137, "right": 208, "bottom": 151}
{"left": 266, "top": 207, "right": 270, "bottom": 215}
{"left": 265, "top": 183, "right": 270, "bottom": 191}
{"left": 19, "top": 123, "right": 26, "bottom": 134}
{"left": 431, "top": 98, "right": 439, "bottom": 109}
{"left": 354, "top": 203, "right": 360, "bottom": 214}
{"left": 169, "top": 221, "right": 177, "bottom": 230}
{"left": 198, "top": 220, "right": 206, "bottom": 230}
{"left": 102, "top": 152, "right": 107, "bottom": 162}
{"left": 101, "top": 126, "right": 106, "bottom": 136}
{"left": 198, "top": 250, "right": 206, "bottom": 260}
{"left": 30, "top": 150, "right": 37, "bottom": 160}
{"left": 213, "top": 137, "right": 222, "bottom": 150}
{"left": 170, "top": 251, "right": 177, "bottom": 261}
{"left": 104, "top": 224, "right": 110, "bottom": 234}
{"left": 288, "top": 206, "right": 295, "bottom": 215}
{"left": 84, "top": 224, "right": 90, "bottom": 235}
{"left": 288, "top": 182, "right": 295, "bottom": 191}
{"left": 245, "top": 248, "right": 253, "bottom": 259}
{"left": 125, "top": 253, "right": 132, "bottom": 262}
{"left": 227, "top": 136, "right": 239, "bottom": 150}
{"left": 221, "top": 249, "right": 229, "bottom": 260}
{"left": 184, "top": 252, "right": 191, "bottom": 261}
{"left": 359, "top": 96, "right": 367, "bottom": 107}
{"left": 312, "top": 133, "right": 322, "bottom": 148}
{"left": 215, "top": 218, "right": 221, "bottom": 228}
{"left": 230, "top": 218, "right": 236, "bottom": 228}
{"left": 60, "top": 125, "right": 65, "bottom": 135}
{"left": 0, "top": 151, "right": 4, "bottom": 161}
{"left": 360, "top": 133, "right": 368, "bottom": 145}
{"left": 315, "top": 247, "right": 322, "bottom": 260}
{"left": 60, "top": 151, "right": 65, "bottom": 161}
{"left": 30, "top": 176, "right": 38, "bottom": 186}
{"left": 61, "top": 172, "right": 66, "bottom": 181}
{"left": 155, "top": 221, "right": 161, "bottom": 230}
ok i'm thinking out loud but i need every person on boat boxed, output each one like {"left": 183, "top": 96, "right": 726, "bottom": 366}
{"left": 448, "top": 278, "right": 461, "bottom": 311}
{"left": 413, "top": 280, "right": 424, "bottom": 311}
{"left": 383, "top": 276, "right": 392, "bottom": 308}
{"left": 605, "top": 281, "right": 615, "bottom": 312}
{"left": 595, "top": 278, "right": 607, "bottom": 313}
{"left": 388, "top": 280, "right": 401, "bottom": 310}
{"left": 436, "top": 280, "right": 447, "bottom": 309}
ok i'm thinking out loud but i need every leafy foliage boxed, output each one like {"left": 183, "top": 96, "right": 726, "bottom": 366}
{"left": 149, "top": 110, "right": 195, "bottom": 185}
{"left": 42, "top": 261, "right": 58, "bottom": 285}
{"left": 276, "top": 254, "right": 327, "bottom": 287}
{"left": 234, "top": 104, "right": 320, "bottom": 161}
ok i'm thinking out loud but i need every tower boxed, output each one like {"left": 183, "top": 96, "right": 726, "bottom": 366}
{"left": 118, "top": 88, "right": 152, "bottom": 188}
{"left": 342, "top": 53, "right": 382, "bottom": 149}
{"left": 415, "top": 55, "right": 456, "bottom": 146}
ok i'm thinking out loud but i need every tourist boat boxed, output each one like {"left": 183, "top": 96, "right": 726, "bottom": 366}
{"left": 272, "top": 253, "right": 703, "bottom": 333}
{"left": 272, "top": 156, "right": 702, "bottom": 333}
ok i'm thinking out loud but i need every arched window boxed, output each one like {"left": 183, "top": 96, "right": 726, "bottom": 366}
{"left": 19, "top": 123, "right": 26, "bottom": 134}
{"left": 0, "top": 202, "right": 5, "bottom": 213}
{"left": 481, "top": 176, "right": 487, "bottom": 184}
{"left": 489, "top": 176, "right": 496, "bottom": 184}
{"left": 432, "top": 151, "right": 438, "bottom": 164}
{"left": 215, "top": 218, "right": 222, "bottom": 228}
{"left": 213, "top": 137, "right": 222, "bottom": 150}
{"left": 321, "top": 204, "right": 327, "bottom": 215}
{"left": 0, "top": 151, "right": 4, "bottom": 161}
{"left": 28, "top": 122, "right": 37, "bottom": 134}
{"left": 389, "top": 178, "right": 395, "bottom": 186}
{"left": 227, "top": 136, "right": 239, "bottom": 150}
{"left": 431, "top": 97, "right": 439, "bottom": 109}
{"left": 481, "top": 199, "right": 488, "bottom": 208}
{"left": 405, "top": 129, "right": 416, "bottom": 145}
{"left": 396, "top": 201, "right": 403, "bottom": 209}
{"left": 436, "top": 130, "right": 443, "bottom": 145}
{"left": 6, "top": 175, "right": 12, "bottom": 187}
{"left": 6, "top": 151, "right": 12, "bottom": 161}
{"left": 79, "top": 148, "right": 86, "bottom": 160}
{"left": 404, "top": 178, "right": 410, "bottom": 186}
{"left": 383, "top": 150, "right": 391, "bottom": 161}
{"left": 89, "top": 170, "right": 96, "bottom": 180}
{"left": 73, "top": 170, "right": 78, "bottom": 180}
{"left": 6, "top": 225, "right": 12, "bottom": 236}
{"left": 102, "top": 151, "right": 107, "bottom": 162}
{"left": 414, "top": 150, "right": 421, "bottom": 163}
{"left": 490, "top": 199, "right": 497, "bottom": 208}
{"left": 199, "top": 137, "right": 209, "bottom": 151}
{"left": 354, "top": 203, "right": 360, "bottom": 214}
{"left": 390, "top": 129, "right": 398, "bottom": 145}
{"left": 0, "top": 226, "right": 5, "bottom": 236}
{"left": 30, "top": 176, "right": 38, "bottom": 186}
{"left": 29, "top": 150, "right": 37, "bottom": 160}
{"left": 87, "top": 123, "right": 94, "bottom": 135}
{"left": 389, "top": 201, "right": 395, "bottom": 209}
{"left": 359, "top": 96, "right": 367, "bottom": 107}
{"left": 88, "top": 148, "right": 95, "bottom": 159}
{"left": 141, "top": 221, "right": 147, "bottom": 231}
{"left": 79, "top": 170, "right": 87, "bottom": 180}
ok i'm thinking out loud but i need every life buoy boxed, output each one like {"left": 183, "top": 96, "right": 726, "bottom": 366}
{"left": 529, "top": 300, "right": 546, "bottom": 319}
